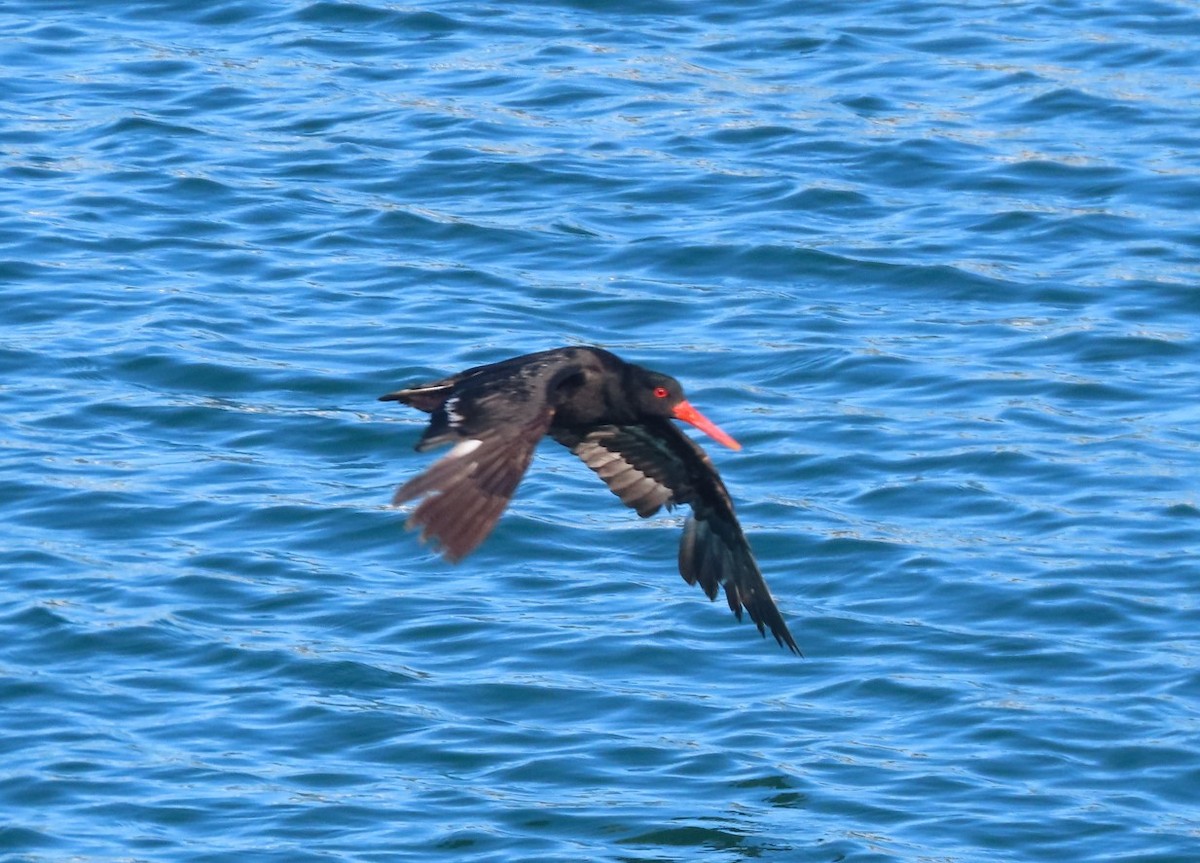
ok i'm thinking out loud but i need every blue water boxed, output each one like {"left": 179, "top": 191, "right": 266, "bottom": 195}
{"left": 3, "top": 1, "right": 1199, "bottom": 860}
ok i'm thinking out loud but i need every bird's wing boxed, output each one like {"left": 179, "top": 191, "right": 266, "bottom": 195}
{"left": 387, "top": 368, "right": 561, "bottom": 562}
{"left": 551, "top": 421, "right": 799, "bottom": 653}
{"left": 392, "top": 413, "right": 553, "bottom": 561}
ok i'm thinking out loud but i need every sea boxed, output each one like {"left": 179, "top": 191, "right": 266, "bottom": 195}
{"left": 2, "top": 1, "right": 1198, "bottom": 861}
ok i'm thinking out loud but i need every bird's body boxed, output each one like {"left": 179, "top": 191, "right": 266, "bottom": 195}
{"left": 379, "top": 346, "right": 798, "bottom": 653}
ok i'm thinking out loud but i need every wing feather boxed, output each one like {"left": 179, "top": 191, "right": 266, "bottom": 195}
{"left": 553, "top": 422, "right": 799, "bottom": 654}
{"left": 392, "top": 416, "right": 550, "bottom": 561}
{"left": 383, "top": 356, "right": 579, "bottom": 561}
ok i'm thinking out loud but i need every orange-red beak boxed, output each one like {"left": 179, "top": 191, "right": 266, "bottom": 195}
{"left": 672, "top": 400, "right": 741, "bottom": 451}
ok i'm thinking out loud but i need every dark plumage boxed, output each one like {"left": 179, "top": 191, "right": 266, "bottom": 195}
{"left": 379, "top": 346, "right": 798, "bottom": 653}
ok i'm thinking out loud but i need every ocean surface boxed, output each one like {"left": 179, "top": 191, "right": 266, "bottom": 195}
{"left": 2, "top": 1, "right": 1198, "bottom": 861}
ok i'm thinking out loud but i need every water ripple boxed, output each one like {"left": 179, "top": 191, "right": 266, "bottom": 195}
{"left": 3, "top": 0, "right": 1199, "bottom": 861}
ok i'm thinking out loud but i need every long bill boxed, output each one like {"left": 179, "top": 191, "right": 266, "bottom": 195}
{"left": 672, "top": 400, "right": 742, "bottom": 451}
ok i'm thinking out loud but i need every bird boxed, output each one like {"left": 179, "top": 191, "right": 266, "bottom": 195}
{"left": 378, "top": 346, "right": 798, "bottom": 653}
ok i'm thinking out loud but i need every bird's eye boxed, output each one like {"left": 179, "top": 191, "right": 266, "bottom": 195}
{"left": 653, "top": 386, "right": 669, "bottom": 398}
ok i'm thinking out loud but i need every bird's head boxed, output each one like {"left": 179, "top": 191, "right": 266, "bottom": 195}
{"left": 636, "top": 371, "right": 741, "bottom": 451}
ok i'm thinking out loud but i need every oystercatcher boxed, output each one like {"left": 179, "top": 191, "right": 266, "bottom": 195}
{"left": 380, "top": 346, "right": 798, "bottom": 653}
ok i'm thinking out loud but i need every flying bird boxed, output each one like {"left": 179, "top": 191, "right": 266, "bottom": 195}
{"left": 379, "top": 346, "right": 798, "bottom": 653}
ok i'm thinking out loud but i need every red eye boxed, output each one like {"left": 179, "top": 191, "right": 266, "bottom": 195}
{"left": 653, "top": 386, "right": 669, "bottom": 399}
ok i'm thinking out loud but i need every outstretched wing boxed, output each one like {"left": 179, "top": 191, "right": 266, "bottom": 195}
{"left": 382, "top": 367, "right": 560, "bottom": 562}
{"left": 391, "top": 413, "right": 552, "bottom": 561}
{"left": 551, "top": 421, "right": 799, "bottom": 654}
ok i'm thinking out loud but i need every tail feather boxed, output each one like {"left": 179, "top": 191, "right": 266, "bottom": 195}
{"left": 378, "top": 381, "right": 455, "bottom": 413}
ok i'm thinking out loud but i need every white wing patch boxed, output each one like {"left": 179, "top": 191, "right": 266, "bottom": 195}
{"left": 446, "top": 437, "right": 483, "bottom": 459}
{"left": 444, "top": 395, "right": 465, "bottom": 427}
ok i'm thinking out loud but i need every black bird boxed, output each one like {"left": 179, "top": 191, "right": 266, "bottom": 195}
{"left": 379, "top": 346, "right": 798, "bottom": 653}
